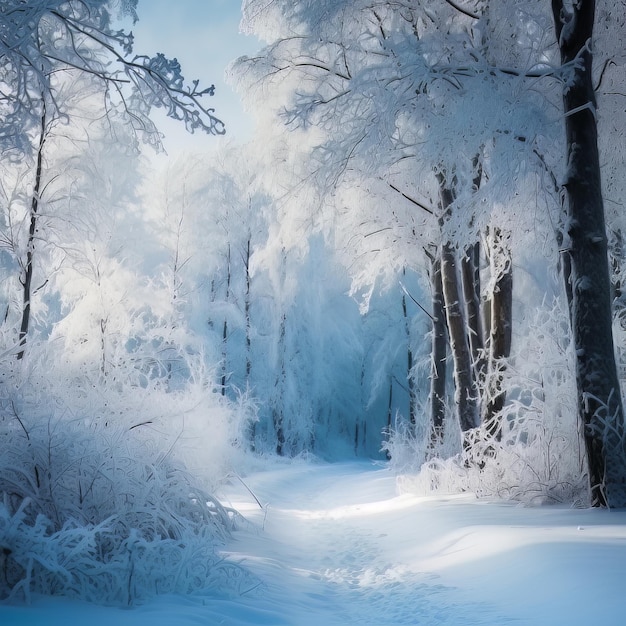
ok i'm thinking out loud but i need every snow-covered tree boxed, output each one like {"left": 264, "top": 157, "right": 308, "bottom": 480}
{"left": 232, "top": 0, "right": 626, "bottom": 505}
{"left": 232, "top": 0, "right": 552, "bottom": 446}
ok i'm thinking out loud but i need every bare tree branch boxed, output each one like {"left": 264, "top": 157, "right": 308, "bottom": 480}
{"left": 387, "top": 182, "right": 435, "bottom": 216}
{"left": 442, "top": 0, "right": 481, "bottom": 20}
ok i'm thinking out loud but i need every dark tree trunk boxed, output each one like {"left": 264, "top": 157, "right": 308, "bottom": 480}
{"left": 18, "top": 102, "right": 47, "bottom": 360}
{"left": 386, "top": 375, "right": 393, "bottom": 432}
{"left": 609, "top": 230, "right": 623, "bottom": 303}
{"left": 243, "top": 232, "right": 257, "bottom": 449}
{"left": 464, "top": 156, "right": 486, "bottom": 390}
{"left": 461, "top": 242, "right": 485, "bottom": 390}
{"left": 482, "top": 229, "right": 513, "bottom": 439}
{"left": 221, "top": 243, "right": 231, "bottom": 395}
{"left": 437, "top": 174, "right": 479, "bottom": 432}
{"left": 609, "top": 230, "right": 625, "bottom": 336}
{"left": 552, "top": 0, "right": 626, "bottom": 507}
{"left": 441, "top": 242, "right": 478, "bottom": 432}
{"left": 274, "top": 311, "right": 287, "bottom": 456}
{"left": 401, "top": 268, "right": 416, "bottom": 425}
{"left": 273, "top": 248, "right": 288, "bottom": 455}
{"left": 429, "top": 253, "right": 447, "bottom": 447}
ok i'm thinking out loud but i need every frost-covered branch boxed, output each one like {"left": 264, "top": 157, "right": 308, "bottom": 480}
{"left": 0, "top": 0, "right": 224, "bottom": 153}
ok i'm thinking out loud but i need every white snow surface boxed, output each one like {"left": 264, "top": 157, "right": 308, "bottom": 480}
{"left": 2, "top": 460, "right": 626, "bottom": 625}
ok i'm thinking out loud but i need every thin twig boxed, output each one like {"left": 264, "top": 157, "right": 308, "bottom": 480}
{"left": 387, "top": 182, "right": 435, "bottom": 215}
{"left": 399, "top": 280, "right": 436, "bottom": 322}
{"left": 234, "top": 473, "right": 264, "bottom": 510}
{"left": 442, "top": 0, "right": 481, "bottom": 20}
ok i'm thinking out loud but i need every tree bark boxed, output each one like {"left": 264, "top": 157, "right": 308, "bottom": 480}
{"left": 221, "top": 243, "right": 231, "bottom": 396}
{"left": 482, "top": 228, "right": 513, "bottom": 439}
{"left": 552, "top": 0, "right": 626, "bottom": 507}
{"left": 463, "top": 156, "right": 486, "bottom": 390}
{"left": 401, "top": 268, "right": 416, "bottom": 425}
{"left": 17, "top": 102, "right": 47, "bottom": 360}
{"left": 273, "top": 248, "right": 288, "bottom": 455}
{"left": 437, "top": 174, "right": 479, "bottom": 432}
{"left": 461, "top": 242, "right": 485, "bottom": 391}
{"left": 274, "top": 311, "right": 287, "bottom": 456}
{"left": 429, "top": 253, "right": 447, "bottom": 446}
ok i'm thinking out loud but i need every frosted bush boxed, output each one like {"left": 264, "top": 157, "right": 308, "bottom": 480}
{"left": 0, "top": 405, "right": 256, "bottom": 605}
{"left": 401, "top": 415, "right": 587, "bottom": 506}
{"left": 390, "top": 299, "right": 589, "bottom": 506}
{"left": 0, "top": 498, "right": 253, "bottom": 606}
{"left": 0, "top": 338, "right": 256, "bottom": 605}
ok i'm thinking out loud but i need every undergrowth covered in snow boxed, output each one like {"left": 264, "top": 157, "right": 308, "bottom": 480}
{"left": 0, "top": 343, "right": 256, "bottom": 606}
{"left": 386, "top": 300, "right": 589, "bottom": 506}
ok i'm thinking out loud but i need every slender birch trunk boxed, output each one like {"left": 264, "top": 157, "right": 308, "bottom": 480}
{"left": 429, "top": 253, "right": 447, "bottom": 446}
{"left": 461, "top": 243, "right": 485, "bottom": 392}
{"left": 401, "top": 268, "right": 416, "bottom": 425}
{"left": 221, "top": 243, "right": 231, "bottom": 396}
{"left": 17, "top": 102, "right": 47, "bottom": 360}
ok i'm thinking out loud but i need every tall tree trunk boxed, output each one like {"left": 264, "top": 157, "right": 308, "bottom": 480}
{"left": 463, "top": 156, "right": 486, "bottom": 390}
{"left": 552, "top": 0, "right": 626, "bottom": 507}
{"left": 482, "top": 228, "right": 513, "bottom": 439}
{"left": 437, "top": 174, "right": 479, "bottom": 432}
{"left": 244, "top": 232, "right": 257, "bottom": 449}
{"left": 401, "top": 268, "right": 416, "bottom": 425}
{"left": 18, "top": 102, "right": 47, "bottom": 360}
{"left": 273, "top": 248, "right": 288, "bottom": 455}
{"left": 274, "top": 311, "right": 287, "bottom": 456}
{"left": 441, "top": 242, "right": 478, "bottom": 432}
{"left": 221, "top": 243, "right": 231, "bottom": 396}
{"left": 609, "top": 229, "right": 623, "bottom": 302}
{"left": 609, "top": 230, "right": 625, "bottom": 333}
{"left": 461, "top": 242, "right": 485, "bottom": 391}
{"left": 386, "top": 375, "right": 394, "bottom": 433}
{"left": 429, "top": 253, "right": 447, "bottom": 447}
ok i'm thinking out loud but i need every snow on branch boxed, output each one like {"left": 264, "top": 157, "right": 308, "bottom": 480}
{"left": 0, "top": 0, "right": 224, "bottom": 154}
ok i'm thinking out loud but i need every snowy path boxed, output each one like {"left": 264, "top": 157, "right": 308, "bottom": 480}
{"left": 3, "top": 460, "right": 626, "bottom": 625}
{"left": 219, "top": 461, "right": 626, "bottom": 625}
{"left": 221, "top": 461, "right": 508, "bottom": 625}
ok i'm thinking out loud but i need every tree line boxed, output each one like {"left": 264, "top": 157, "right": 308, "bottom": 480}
{"left": 1, "top": 0, "right": 625, "bottom": 518}
{"left": 232, "top": 0, "right": 626, "bottom": 506}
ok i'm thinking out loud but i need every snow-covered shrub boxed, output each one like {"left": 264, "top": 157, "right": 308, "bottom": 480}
{"left": 0, "top": 496, "right": 252, "bottom": 606}
{"left": 0, "top": 337, "right": 255, "bottom": 605}
{"left": 391, "top": 299, "right": 588, "bottom": 505}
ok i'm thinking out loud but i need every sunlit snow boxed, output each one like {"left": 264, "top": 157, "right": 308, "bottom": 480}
{"left": 3, "top": 461, "right": 625, "bottom": 625}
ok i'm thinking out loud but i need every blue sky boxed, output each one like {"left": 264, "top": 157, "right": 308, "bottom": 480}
{"left": 130, "top": 0, "right": 259, "bottom": 153}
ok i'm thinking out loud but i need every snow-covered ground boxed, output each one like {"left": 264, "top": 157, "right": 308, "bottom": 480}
{"left": 3, "top": 460, "right": 626, "bottom": 625}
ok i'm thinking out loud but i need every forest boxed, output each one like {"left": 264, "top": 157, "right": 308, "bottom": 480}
{"left": 1, "top": 0, "right": 625, "bottom": 614}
